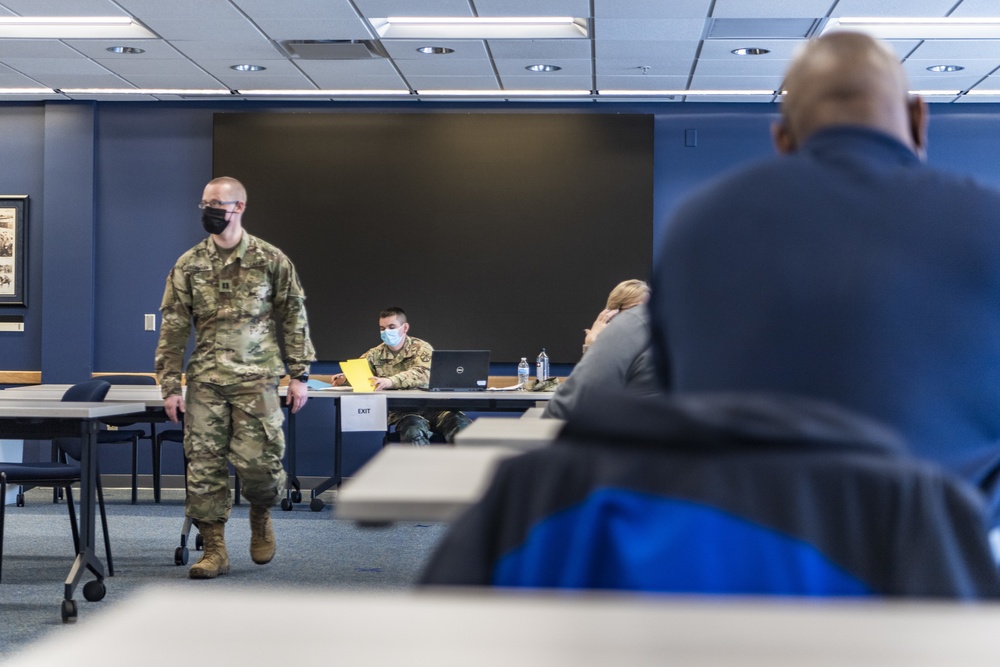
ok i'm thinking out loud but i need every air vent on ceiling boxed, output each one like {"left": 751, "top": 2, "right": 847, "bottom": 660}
{"left": 704, "top": 18, "right": 821, "bottom": 40}
{"left": 282, "top": 40, "right": 388, "bottom": 60}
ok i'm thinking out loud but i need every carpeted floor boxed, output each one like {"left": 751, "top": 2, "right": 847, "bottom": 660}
{"left": 0, "top": 487, "right": 448, "bottom": 660}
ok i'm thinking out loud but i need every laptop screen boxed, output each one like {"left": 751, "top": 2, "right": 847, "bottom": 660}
{"left": 426, "top": 350, "right": 490, "bottom": 391}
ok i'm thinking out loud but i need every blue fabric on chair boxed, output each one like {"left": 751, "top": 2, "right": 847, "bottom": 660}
{"left": 0, "top": 380, "right": 115, "bottom": 582}
{"left": 94, "top": 374, "right": 159, "bottom": 504}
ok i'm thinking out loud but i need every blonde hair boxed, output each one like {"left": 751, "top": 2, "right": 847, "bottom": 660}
{"left": 606, "top": 279, "right": 649, "bottom": 311}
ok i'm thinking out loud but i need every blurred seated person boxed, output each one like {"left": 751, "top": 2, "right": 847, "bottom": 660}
{"left": 543, "top": 279, "right": 657, "bottom": 419}
{"left": 422, "top": 387, "right": 1000, "bottom": 597}
{"left": 419, "top": 35, "right": 1000, "bottom": 598}
{"left": 582, "top": 279, "right": 649, "bottom": 354}
{"left": 332, "top": 306, "right": 471, "bottom": 444}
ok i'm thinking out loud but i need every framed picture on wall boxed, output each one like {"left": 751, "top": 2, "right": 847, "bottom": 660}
{"left": 0, "top": 195, "right": 27, "bottom": 306}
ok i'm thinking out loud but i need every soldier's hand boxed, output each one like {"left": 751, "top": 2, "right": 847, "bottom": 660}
{"left": 164, "top": 394, "right": 185, "bottom": 423}
{"left": 287, "top": 378, "right": 309, "bottom": 413}
{"left": 371, "top": 377, "right": 393, "bottom": 391}
{"left": 332, "top": 374, "right": 347, "bottom": 386}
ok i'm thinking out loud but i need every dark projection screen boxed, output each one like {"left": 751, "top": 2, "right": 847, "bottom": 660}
{"left": 213, "top": 112, "right": 652, "bottom": 364}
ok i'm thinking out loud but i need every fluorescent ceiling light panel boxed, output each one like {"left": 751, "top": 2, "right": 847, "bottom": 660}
{"left": 600, "top": 89, "right": 776, "bottom": 96}
{"left": 965, "top": 89, "right": 1000, "bottom": 95}
{"left": 0, "top": 87, "right": 57, "bottom": 94}
{"left": 237, "top": 89, "right": 410, "bottom": 96}
{"left": 0, "top": 16, "right": 156, "bottom": 39}
{"left": 59, "top": 88, "right": 230, "bottom": 95}
{"left": 416, "top": 89, "right": 590, "bottom": 96}
{"left": 822, "top": 17, "right": 1000, "bottom": 40}
{"left": 372, "top": 17, "right": 588, "bottom": 39}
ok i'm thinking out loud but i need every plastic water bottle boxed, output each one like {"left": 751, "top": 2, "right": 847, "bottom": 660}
{"left": 517, "top": 358, "right": 530, "bottom": 389}
{"left": 536, "top": 348, "right": 549, "bottom": 382}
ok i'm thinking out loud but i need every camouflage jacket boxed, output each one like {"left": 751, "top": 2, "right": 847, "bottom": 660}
{"left": 154, "top": 232, "right": 316, "bottom": 397}
{"left": 363, "top": 336, "right": 433, "bottom": 389}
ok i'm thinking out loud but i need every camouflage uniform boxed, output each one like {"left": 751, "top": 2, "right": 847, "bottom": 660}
{"left": 155, "top": 232, "right": 315, "bottom": 523}
{"left": 362, "top": 336, "right": 471, "bottom": 444}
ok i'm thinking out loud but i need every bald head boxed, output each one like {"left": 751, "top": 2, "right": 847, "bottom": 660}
{"left": 774, "top": 32, "right": 926, "bottom": 156}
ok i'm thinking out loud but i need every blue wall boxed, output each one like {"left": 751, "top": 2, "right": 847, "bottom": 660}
{"left": 3, "top": 100, "right": 1000, "bottom": 477}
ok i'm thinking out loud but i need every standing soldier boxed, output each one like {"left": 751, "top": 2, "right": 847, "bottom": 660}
{"left": 155, "top": 176, "right": 315, "bottom": 579}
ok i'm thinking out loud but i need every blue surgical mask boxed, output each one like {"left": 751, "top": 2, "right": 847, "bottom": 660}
{"left": 381, "top": 328, "right": 404, "bottom": 347}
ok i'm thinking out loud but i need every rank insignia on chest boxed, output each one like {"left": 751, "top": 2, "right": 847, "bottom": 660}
{"left": 219, "top": 278, "right": 232, "bottom": 293}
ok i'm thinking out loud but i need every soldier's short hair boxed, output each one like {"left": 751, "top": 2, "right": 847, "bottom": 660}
{"left": 606, "top": 279, "right": 649, "bottom": 311}
{"left": 379, "top": 306, "right": 407, "bottom": 323}
{"left": 208, "top": 176, "right": 247, "bottom": 203}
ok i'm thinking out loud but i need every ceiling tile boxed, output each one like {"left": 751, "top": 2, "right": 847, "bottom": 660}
{"left": 950, "top": 0, "right": 1000, "bottom": 16}
{"left": 596, "top": 19, "right": 706, "bottom": 41}
{"left": 593, "top": 0, "right": 711, "bottom": 19}
{"left": 699, "top": 40, "right": 806, "bottom": 59}
{"left": 115, "top": 0, "right": 246, "bottom": 20}
{"left": 254, "top": 18, "right": 374, "bottom": 41}
{"left": 907, "top": 40, "right": 1000, "bottom": 60}
{"left": 684, "top": 94, "right": 777, "bottom": 103}
{"left": 597, "top": 59, "right": 693, "bottom": 77}
{"left": 596, "top": 74, "right": 689, "bottom": 90}
{"left": 168, "top": 39, "right": 284, "bottom": 61}
{"left": 695, "top": 57, "right": 791, "bottom": 76}
{"left": 293, "top": 58, "right": 400, "bottom": 77}
{"left": 408, "top": 75, "right": 500, "bottom": 90}
{"left": 0, "top": 0, "right": 128, "bottom": 15}
{"left": 487, "top": 39, "right": 591, "bottom": 59}
{"left": 0, "top": 40, "right": 81, "bottom": 58}
{"left": 63, "top": 39, "right": 184, "bottom": 59}
{"left": 117, "top": 73, "right": 227, "bottom": 88}
{"left": 1, "top": 57, "right": 112, "bottom": 75}
{"left": 382, "top": 40, "right": 489, "bottom": 60}
{"left": 494, "top": 58, "right": 590, "bottom": 76}
{"left": 830, "top": 0, "right": 957, "bottom": 17}
{"left": 393, "top": 57, "right": 496, "bottom": 77}
{"left": 903, "top": 59, "right": 999, "bottom": 78}
{"left": 688, "top": 74, "right": 783, "bottom": 90}
{"left": 302, "top": 72, "right": 406, "bottom": 89}
{"left": 93, "top": 57, "right": 206, "bottom": 76}
{"left": 232, "top": 0, "right": 363, "bottom": 20}
{"left": 498, "top": 74, "right": 592, "bottom": 89}
{"left": 214, "top": 73, "right": 317, "bottom": 89}
{"left": 595, "top": 40, "right": 700, "bottom": 60}
{"left": 711, "top": 0, "right": 835, "bottom": 19}
{"left": 472, "top": 0, "right": 589, "bottom": 16}
{"left": 907, "top": 73, "right": 988, "bottom": 90}
{"left": 353, "top": 0, "right": 474, "bottom": 17}
{"left": 195, "top": 58, "right": 302, "bottom": 78}
{"left": 137, "top": 18, "right": 269, "bottom": 41}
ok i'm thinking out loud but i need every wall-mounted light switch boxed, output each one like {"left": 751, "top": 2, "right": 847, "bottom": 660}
{"left": 144, "top": 314, "right": 156, "bottom": 331}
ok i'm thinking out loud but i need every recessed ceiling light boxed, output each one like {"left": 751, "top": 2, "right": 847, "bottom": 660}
{"left": 926, "top": 64, "right": 964, "bottom": 73}
{"left": 231, "top": 64, "right": 266, "bottom": 72}
{"left": 106, "top": 46, "right": 144, "bottom": 54}
{"left": 731, "top": 48, "right": 770, "bottom": 56}
{"left": 526, "top": 64, "right": 561, "bottom": 72}
{"left": 416, "top": 46, "right": 454, "bottom": 55}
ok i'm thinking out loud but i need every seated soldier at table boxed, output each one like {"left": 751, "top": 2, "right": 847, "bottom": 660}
{"left": 333, "top": 306, "right": 471, "bottom": 444}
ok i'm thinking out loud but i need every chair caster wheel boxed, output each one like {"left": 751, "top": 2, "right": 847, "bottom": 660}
{"left": 195, "top": 533, "right": 204, "bottom": 550}
{"left": 61, "top": 599, "right": 78, "bottom": 623}
{"left": 83, "top": 580, "right": 106, "bottom": 602}
{"left": 280, "top": 498, "right": 293, "bottom": 511}
{"left": 174, "top": 546, "right": 189, "bottom": 565}
{"left": 309, "top": 497, "right": 325, "bottom": 512}
{"left": 292, "top": 490, "right": 302, "bottom": 503}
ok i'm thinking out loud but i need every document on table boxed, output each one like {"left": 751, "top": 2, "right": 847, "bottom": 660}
{"left": 340, "top": 358, "right": 376, "bottom": 393}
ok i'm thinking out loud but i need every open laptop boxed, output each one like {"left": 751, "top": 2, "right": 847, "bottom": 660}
{"left": 423, "top": 350, "right": 490, "bottom": 391}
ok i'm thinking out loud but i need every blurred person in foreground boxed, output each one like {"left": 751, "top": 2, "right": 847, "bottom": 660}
{"left": 419, "top": 33, "right": 1000, "bottom": 598}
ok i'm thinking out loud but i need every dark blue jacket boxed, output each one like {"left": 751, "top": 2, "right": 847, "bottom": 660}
{"left": 652, "top": 127, "right": 1000, "bottom": 523}
{"left": 421, "top": 390, "right": 1000, "bottom": 598}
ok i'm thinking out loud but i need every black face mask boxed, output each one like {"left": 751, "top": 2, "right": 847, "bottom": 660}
{"left": 201, "top": 207, "right": 230, "bottom": 235}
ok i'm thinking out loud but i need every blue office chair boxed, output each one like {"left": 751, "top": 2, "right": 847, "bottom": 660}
{"left": 0, "top": 380, "right": 115, "bottom": 582}
{"left": 93, "top": 374, "right": 159, "bottom": 504}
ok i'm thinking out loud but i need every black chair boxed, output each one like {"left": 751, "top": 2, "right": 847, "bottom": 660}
{"left": 0, "top": 380, "right": 115, "bottom": 582}
{"left": 94, "top": 374, "right": 159, "bottom": 504}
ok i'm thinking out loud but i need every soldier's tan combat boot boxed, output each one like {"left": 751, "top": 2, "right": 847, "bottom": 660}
{"left": 189, "top": 522, "right": 230, "bottom": 579}
{"left": 249, "top": 505, "right": 276, "bottom": 564}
